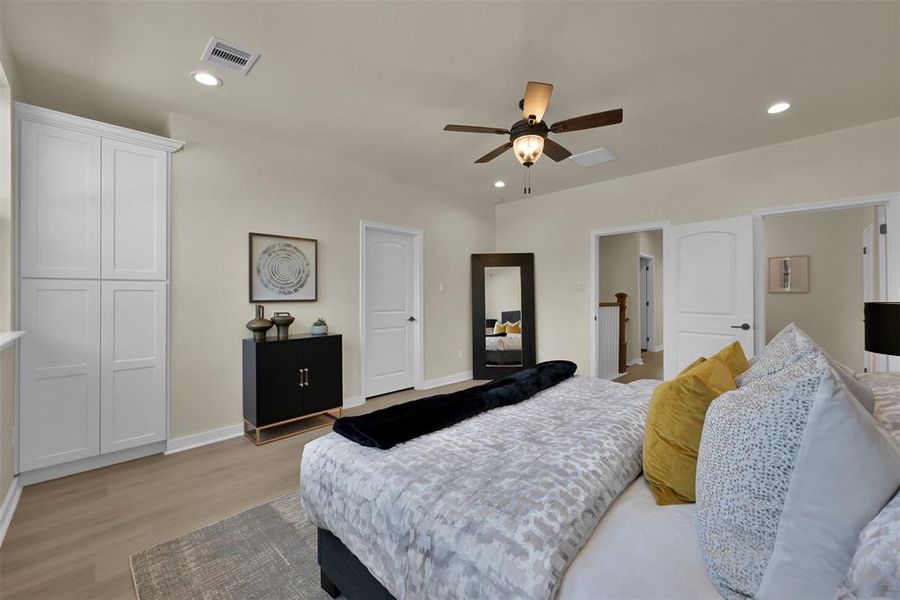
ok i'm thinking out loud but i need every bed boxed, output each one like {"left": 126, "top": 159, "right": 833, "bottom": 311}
{"left": 485, "top": 309, "right": 523, "bottom": 366}
{"left": 300, "top": 374, "right": 710, "bottom": 600}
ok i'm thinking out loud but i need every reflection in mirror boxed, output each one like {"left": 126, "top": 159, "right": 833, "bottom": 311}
{"left": 484, "top": 266, "right": 523, "bottom": 367}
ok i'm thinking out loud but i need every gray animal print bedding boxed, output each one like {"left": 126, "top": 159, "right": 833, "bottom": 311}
{"left": 300, "top": 376, "right": 657, "bottom": 600}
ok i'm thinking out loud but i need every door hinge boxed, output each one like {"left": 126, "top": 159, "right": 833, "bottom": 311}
{"left": 863, "top": 247, "right": 868, "bottom": 255}
{"left": 646, "top": 301, "right": 650, "bottom": 306}
{"left": 880, "top": 223, "right": 887, "bottom": 235}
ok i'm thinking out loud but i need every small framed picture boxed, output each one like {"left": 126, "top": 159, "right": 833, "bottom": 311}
{"left": 249, "top": 233, "right": 317, "bottom": 302}
{"left": 768, "top": 255, "right": 808, "bottom": 293}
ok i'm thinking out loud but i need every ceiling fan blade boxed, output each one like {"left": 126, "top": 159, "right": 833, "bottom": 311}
{"left": 551, "top": 108, "right": 623, "bottom": 133}
{"left": 522, "top": 81, "right": 553, "bottom": 124}
{"left": 444, "top": 124, "right": 509, "bottom": 135}
{"left": 475, "top": 141, "right": 513, "bottom": 163}
{"left": 542, "top": 138, "right": 572, "bottom": 162}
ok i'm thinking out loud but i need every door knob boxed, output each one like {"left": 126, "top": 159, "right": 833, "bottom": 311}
{"left": 730, "top": 323, "right": 751, "bottom": 331}
{"left": 407, "top": 316, "right": 417, "bottom": 322}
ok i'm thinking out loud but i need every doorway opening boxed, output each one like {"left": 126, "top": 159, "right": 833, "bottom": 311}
{"left": 759, "top": 203, "right": 889, "bottom": 374}
{"left": 591, "top": 224, "right": 666, "bottom": 382}
{"left": 360, "top": 221, "right": 424, "bottom": 400}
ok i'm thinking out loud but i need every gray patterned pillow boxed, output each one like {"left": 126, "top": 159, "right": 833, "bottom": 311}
{"left": 735, "top": 323, "right": 816, "bottom": 387}
{"left": 697, "top": 352, "right": 900, "bottom": 599}
{"left": 837, "top": 489, "right": 900, "bottom": 599}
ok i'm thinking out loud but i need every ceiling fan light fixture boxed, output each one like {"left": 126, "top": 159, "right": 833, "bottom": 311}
{"left": 513, "top": 134, "right": 544, "bottom": 166}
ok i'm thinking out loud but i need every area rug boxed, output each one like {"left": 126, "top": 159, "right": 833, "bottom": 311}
{"left": 130, "top": 493, "right": 334, "bottom": 599}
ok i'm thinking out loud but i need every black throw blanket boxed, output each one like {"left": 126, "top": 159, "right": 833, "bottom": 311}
{"left": 333, "top": 360, "right": 577, "bottom": 449}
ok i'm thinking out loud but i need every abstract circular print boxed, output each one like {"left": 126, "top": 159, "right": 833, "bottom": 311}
{"left": 256, "top": 241, "right": 311, "bottom": 296}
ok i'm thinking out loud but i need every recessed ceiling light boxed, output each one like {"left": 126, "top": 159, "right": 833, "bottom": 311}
{"left": 767, "top": 101, "right": 791, "bottom": 114}
{"left": 191, "top": 71, "right": 222, "bottom": 87}
{"left": 494, "top": 180, "right": 506, "bottom": 188}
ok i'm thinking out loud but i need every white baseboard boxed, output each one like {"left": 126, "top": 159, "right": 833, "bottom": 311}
{"left": 417, "top": 370, "right": 473, "bottom": 391}
{"left": 167, "top": 395, "right": 363, "bottom": 454}
{"left": 165, "top": 424, "right": 244, "bottom": 455}
{"left": 20, "top": 442, "right": 166, "bottom": 486}
{"left": 626, "top": 358, "right": 644, "bottom": 367}
{"left": 653, "top": 344, "right": 664, "bottom": 353}
{"left": 343, "top": 395, "right": 364, "bottom": 409}
{"left": 0, "top": 476, "right": 22, "bottom": 546}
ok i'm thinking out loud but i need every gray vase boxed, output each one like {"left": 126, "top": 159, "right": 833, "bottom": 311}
{"left": 271, "top": 312, "right": 295, "bottom": 340}
{"left": 310, "top": 324, "right": 328, "bottom": 336}
{"left": 246, "top": 305, "right": 273, "bottom": 341}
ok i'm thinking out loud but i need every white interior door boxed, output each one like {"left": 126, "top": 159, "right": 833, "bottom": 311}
{"left": 640, "top": 257, "right": 652, "bottom": 351}
{"left": 365, "top": 228, "right": 417, "bottom": 397}
{"left": 863, "top": 224, "right": 875, "bottom": 372}
{"left": 101, "top": 281, "right": 167, "bottom": 453}
{"left": 664, "top": 216, "right": 755, "bottom": 378}
{"left": 19, "top": 279, "right": 101, "bottom": 471}
{"left": 19, "top": 120, "right": 101, "bottom": 279}
{"left": 101, "top": 139, "right": 167, "bottom": 280}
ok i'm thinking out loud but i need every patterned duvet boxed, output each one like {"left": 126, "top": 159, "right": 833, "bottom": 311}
{"left": 300, "top": 376, "right": 658, "bottom": 600}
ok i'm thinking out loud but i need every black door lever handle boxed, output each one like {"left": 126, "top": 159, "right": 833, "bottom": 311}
{"left": 731, "top": 323, "right": 751, "bottom": 331}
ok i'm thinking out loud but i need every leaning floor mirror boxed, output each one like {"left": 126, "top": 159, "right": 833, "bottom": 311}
{"left": 471, "top": 253, "right": 536, "bottom": 379}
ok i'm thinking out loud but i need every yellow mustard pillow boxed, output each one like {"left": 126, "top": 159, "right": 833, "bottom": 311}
{"left": 493, "top": 322, "right": 507, "bottom": 334}
{"left": 678, "top": 356, "right": 706, "bottom": 376}
{"left": 506, "top": 320, "right": 522, "bottom": 334}
{"left": 710, "top": 341, "right": 750, "bottom": 378}
{"left": 643, "top": 358, "right": 736, "bottom": 505}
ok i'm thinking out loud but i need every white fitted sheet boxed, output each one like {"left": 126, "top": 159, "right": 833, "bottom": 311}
{"left": 558, "top": 476, "right": 721, "bottom": 600}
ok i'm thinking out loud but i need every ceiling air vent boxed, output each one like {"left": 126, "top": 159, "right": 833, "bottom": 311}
{"left": 201, "top": 37, "right": 259, "bottom": 75}
{"left": 570, "top": 147, "right": 617, "bottom": 168}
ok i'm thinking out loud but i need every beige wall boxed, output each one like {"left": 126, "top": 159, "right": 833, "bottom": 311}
{"left": 639, "top": 229, "right": 664, "bottom": 349}
{"left": 484, "top": 266, "right": 521, "bottom": 325}
{"left": 764, "top": 207, "right": 874, "bottom": 371}
{"left": 166, "top": 114, "right": 494, "bottom": 439}
{"left": 598, "top": 233, "right": 641, "bottom": 364}
{"left": 496, "top": 118, "right": 900, "bottom": 374}
{"left": 0, "top": 17, "right": 17, "bottom": 503}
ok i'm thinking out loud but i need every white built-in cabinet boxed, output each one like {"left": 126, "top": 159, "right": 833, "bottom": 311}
{"left": 16, "top": 103, "right": 182, "bottom": 477}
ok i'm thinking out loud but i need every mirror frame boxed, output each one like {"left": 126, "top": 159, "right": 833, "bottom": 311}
{"left": 471, "top": 253, "right": 536, "bottom": 379}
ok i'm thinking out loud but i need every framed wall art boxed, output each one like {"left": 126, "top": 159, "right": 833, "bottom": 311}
{"left": 768, "top": 255, "right": 808, "bottom": 293}
{"left": 249, "top": 232, "right": 317, "bottom": 302}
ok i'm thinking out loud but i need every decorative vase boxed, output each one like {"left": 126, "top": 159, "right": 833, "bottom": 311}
{"left": 246, "top": 305, "right": 274, "bottom": 341}
{"left": 271, "top": 312, "right": 295, "bottom": 340}
{"left": 311, "top": 324, "right": 328, "bottom": 336}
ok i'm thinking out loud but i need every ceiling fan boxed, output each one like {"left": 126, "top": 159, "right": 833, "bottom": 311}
{"left": 443, "top": 81, "right": 623, "bottom": 167}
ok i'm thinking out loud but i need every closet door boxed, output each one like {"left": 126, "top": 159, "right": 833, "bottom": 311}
{"left": 19, "top": 121, "right": 101, "bottom": 279}
{"left": 100, "top": 281, "right": 167, "bottom": 453}
{"left": 19, "top": 279, "right": 101, "bottom": 471}
{"left": 101, "top": 140, "right": 167, "bottom": 280}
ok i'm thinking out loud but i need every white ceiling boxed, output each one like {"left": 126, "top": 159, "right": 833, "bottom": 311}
{"left": 1, "top": 1, "right": 898, "bottom": 203}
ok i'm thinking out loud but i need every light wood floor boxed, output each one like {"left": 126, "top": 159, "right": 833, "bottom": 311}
{"left": 0, "top": 380, "right": 481, "bottom": 600}
{"left": 614, "top": 350, "right": 664, "bottom": 383}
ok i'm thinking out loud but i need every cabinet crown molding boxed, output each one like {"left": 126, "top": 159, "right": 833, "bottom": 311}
{"left": 14, "top": 102, "right": 184, "bottom": 153}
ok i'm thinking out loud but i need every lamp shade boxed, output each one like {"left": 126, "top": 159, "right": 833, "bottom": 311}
{"left": 864, "top": 302, "right": 900, "bottom": 356}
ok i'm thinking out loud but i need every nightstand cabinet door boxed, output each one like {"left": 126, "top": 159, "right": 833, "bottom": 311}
{"left": 302, "top": 335, "right": 343, "bottom": 414}
{"left": 255, "top": 342, "right": 305, "bottom": 426}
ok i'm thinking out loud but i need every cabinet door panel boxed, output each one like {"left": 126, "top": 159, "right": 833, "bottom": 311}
{"left": 101, "top": 281, "right": 167, "bottom": 452}
{"left": 20, "top": 121, "right": 101, "bottom": 279}
{"left": 303, "top": 336, "right": 343, "bottom": 413}
{"left": 256, "top": 343, "right": 305, "bottom": 426}
{"left": 19, "top": 279, "right": 101, "bottom": 471}
{"left": 101, "top": 140, "right": 167, "bottom": 280}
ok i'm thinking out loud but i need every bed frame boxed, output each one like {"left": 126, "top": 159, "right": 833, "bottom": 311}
{"left": 317, "top": 527, "right": 396, "bottom": 600}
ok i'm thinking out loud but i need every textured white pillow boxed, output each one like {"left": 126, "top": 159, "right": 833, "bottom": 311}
{"left": 736, "top": 323, "right": 816, "bottom": 387}
{"left": 837, "top": 489, "right": 900, "bottom": 599}
{"left": 739, "top": 323, "right": 876, "bottom": 414}
{"left": 697, "top": 352, "right": 900, "bottom": 599}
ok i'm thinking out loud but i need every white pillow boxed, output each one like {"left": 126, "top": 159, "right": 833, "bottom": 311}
{"left": 837, "top": 489, "right": 900, "bottom": 599}
{"left": 697, "top": 352, "right": 900, "bottom": 599}
{"left": 739, "top": 323, "right": 875, "bottom": 414}
{"left": 736, "top": 323, "right": 816, "bottom": 387}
